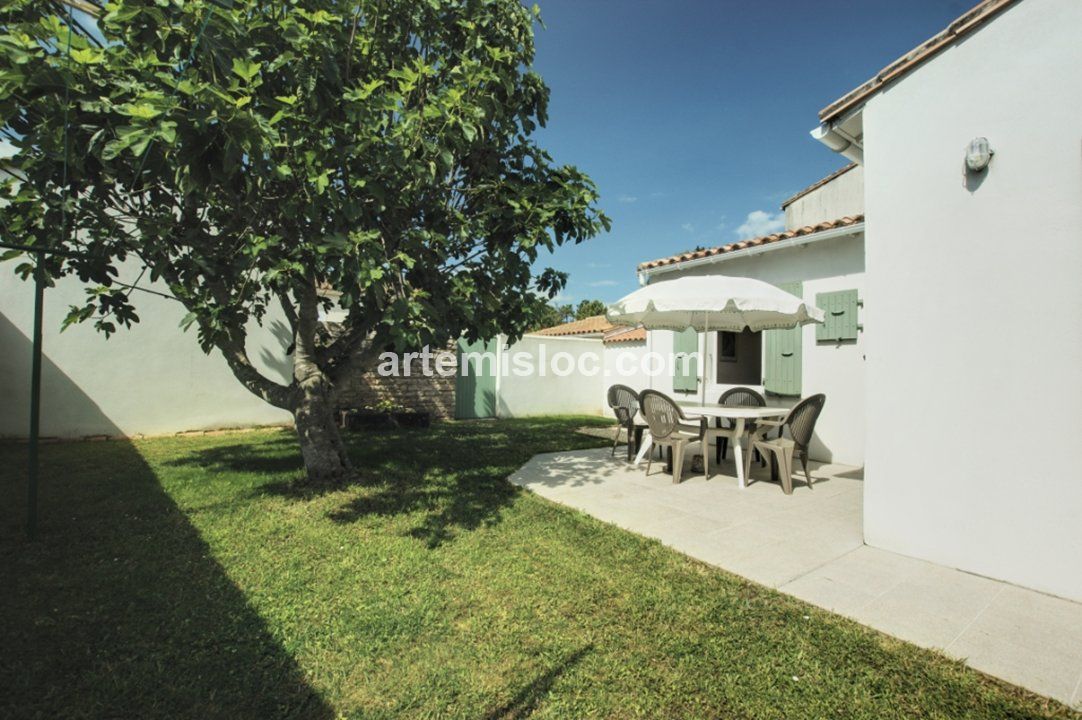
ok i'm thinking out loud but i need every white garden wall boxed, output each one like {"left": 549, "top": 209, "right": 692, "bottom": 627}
{"left": 0, "top": 263, "right": 292, "bottom": 438}
{"left": 860, "top": 0, "right": 1082, "bottom": 601}
{"left": 496, "top": 335, "right": 608, "bottom": 417}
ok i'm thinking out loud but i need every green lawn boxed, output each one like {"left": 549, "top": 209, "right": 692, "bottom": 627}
{"left": 1, "top": 418, "right": 1077, "bottom": 719}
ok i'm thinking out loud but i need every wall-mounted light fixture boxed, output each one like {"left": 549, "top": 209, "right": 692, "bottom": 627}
{"left": 965, "top": 137, "right": 994, "bottom": 172}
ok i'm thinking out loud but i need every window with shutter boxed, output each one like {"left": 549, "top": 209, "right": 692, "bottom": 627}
{"left": 764, "top": 282, "right": 803, "bottom": 396}
{"left": 672, "top": 328, "right": 699, "bottom": 393}
{"left": 815, "top": 289, "right": 860, "bottom": 342}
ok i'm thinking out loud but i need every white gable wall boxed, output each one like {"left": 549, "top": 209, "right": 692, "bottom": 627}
{"left": 861, "top": 0, "right": 1082, "bottom": 601}
{"left": 784, "top": 165, "right": 864, "bottom": 228}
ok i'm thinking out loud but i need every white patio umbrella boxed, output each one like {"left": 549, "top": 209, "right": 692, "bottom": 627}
{"left": 606, "top": 275, "right": 824, "bottom": 406}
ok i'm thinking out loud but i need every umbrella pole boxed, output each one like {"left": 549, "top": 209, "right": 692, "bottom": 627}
{"left": 701, "top": 315, "right": 708, "bottom": 406}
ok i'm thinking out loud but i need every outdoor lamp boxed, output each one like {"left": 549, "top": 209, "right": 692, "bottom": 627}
{"left": 965, "top": 137, "right": 994, "bottom": 172}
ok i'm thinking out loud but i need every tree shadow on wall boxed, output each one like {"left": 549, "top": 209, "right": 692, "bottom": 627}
{"left": 0, "top": 310, "right": 119, "bottom": 438}
{"left": 0, "top": 438, "right": 333, "bottom": 719}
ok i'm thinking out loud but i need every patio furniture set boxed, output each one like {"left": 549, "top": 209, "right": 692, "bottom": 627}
{"left": 606, "top": 384, "right": 826, "bottom": 494}
{"left": 603, "top": 274, "right": 827, "bottom": 494}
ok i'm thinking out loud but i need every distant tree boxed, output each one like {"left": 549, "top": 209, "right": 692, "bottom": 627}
{"left": 0, "top": 0, "right": 609, "bottom": 486}
{"left": 524, "top": 297, "right": 574, "bottom": 331}
{"left": 574, "top": 299, "right": 606, "bottom": 320}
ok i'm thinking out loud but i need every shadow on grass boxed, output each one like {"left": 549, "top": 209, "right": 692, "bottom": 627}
{"left": 322, "top": 419, "right": 610, "bottom": 548}
{"left": 482, "top": 645, "right": 593, "bottom": 720}
{"left": 161, "top": 419, "right": 612, "bottom": 548}
{"left": 162, "top": 432, "right": 304, "bottom": 476}
{"left": 0, "top": 440, "right": 333, "bottom": 720}
{"left": 327, "top": 465, "right": 520, "bottom": 548}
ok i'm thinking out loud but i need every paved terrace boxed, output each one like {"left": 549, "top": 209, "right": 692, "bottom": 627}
{"left": 509, "top": 446, "right": 1082, "bottom": 709}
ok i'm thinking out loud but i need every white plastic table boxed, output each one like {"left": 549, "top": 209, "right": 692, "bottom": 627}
{"left": 634, "top": 404, "right": 789, "bottom": 488}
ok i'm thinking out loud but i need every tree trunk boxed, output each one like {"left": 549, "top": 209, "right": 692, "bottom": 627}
{"left": 291, "top": 379, "right": 354, "bottom": 487}
{"left": 291, "top": 282, "right": 354, "bottom": 487}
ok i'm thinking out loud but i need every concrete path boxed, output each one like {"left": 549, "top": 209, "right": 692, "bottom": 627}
{"left": 509, "top": 447, "right": 1082, "bottom": 708}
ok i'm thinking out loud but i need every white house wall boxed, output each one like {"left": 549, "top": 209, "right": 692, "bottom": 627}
{"left": 644, "top": 233, "right": 866, "bottom": 466}
{"left": 785, "top": 165, "right": 864, "bottom": 229}
{"left": 861, "top": 0, "right": 1082, "bottom": 601}
{"left": 0, "top": 263, "right": 293, "bottom": 438}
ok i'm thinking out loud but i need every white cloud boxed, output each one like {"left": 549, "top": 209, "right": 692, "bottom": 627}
{"left": 681, "top": 223, "right": 695, "bottom": 233}
{"left": 734, "top": 210, "right": 785, "bottom": 239}
{"left": 618, "top": 195, "right": 638, "bottom": 204}
{"left": 588, "top": 279, "right": 618, "bottom": 287}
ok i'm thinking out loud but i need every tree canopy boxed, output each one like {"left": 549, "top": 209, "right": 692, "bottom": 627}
{"left": 573, "top": 298, "right": 606, "bottom": 320}
{"left": 0, "top": 0, "right": 609, "bottom": 483}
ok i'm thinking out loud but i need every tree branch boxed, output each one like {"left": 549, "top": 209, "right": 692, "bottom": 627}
{"left": 155, "top": 263, "right": 295, "bottom": 410}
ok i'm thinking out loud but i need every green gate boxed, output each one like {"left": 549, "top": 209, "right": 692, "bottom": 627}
{"left": 455, "top": 338, "right": 498, "bottom": 419}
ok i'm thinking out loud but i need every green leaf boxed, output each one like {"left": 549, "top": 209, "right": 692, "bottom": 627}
{"left": 231, "top": 58, "right": 261, "bottom": 82}
{"left": 120, "top": 103, "right": 161, "bottom": 120}
{"left": 69, "top": 48, "right": 103, "bottom": 65}
{"left": 157, "top": 121, "right": 177, "bottom": 145}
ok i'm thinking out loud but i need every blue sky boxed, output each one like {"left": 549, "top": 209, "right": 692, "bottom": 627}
{"left": 530, "top": 0, "right": 970, "bottom": 306}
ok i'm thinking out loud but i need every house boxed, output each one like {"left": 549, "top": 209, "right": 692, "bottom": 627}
{"left": 632, "top": 0, "right": 1081, "bottom": 603}
{"left": 635, "top": 169, "right": 867, "bottom": 467}
{"left": 809, "top": 0, "right": 1082, "bottom": 602}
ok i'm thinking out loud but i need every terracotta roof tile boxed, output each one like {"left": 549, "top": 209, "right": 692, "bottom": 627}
{"left": 602, "top": 326, "right": 646, "bottom": 344}
{"left": 533, "top": 314, "right": 648, "bottom": 344}
{"left": 637, "top": 214, "right": 864, "bottom": 273}
{"left": 533, "top": 315, "right": 619, "bottom": 337}
{"left": 819, "top": 0, "right": 1020, "bottom": 122}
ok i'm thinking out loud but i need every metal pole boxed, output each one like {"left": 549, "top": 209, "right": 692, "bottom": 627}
{"left": 700, "top": 314, "right": 709, "bottom": 406}
{"left": 27, "top": 254, "right": 45, "bottom": 540}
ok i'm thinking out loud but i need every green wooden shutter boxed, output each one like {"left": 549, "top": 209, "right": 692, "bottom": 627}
{"left": 764, "top": 282, "right": 803, "bottom": 396}
{"left": 455, "top": 338, "right": 498, "bottom": 418}
{"left": 672, "top": 328, "right": 699, "bottom": 393}
{"left": 815, "top": 289, "right": 860, "bottom": 342}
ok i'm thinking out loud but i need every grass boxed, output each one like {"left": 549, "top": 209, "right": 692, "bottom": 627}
{"left": 1, "top": 417, "right": 1078, "bottom": 719}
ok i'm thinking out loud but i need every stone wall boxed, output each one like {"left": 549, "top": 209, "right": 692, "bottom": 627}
{"left": 335, "top": 347, "right": 459, "bottom": 419}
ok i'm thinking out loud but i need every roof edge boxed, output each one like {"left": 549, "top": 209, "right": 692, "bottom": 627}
{"left": 780, "top": 163, "right": 857, "bottom": 209}
{"left": 637, "top": 215, "right": 864, "bottom": 273}
{"left": 532, "top": 314, "right": 615, "bottom": 337}
{"left": 602, "top": 327, "right": 646, "bottom": 345}
{"left": 818, "top": 0, "right": 1021, "bottom": 123}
